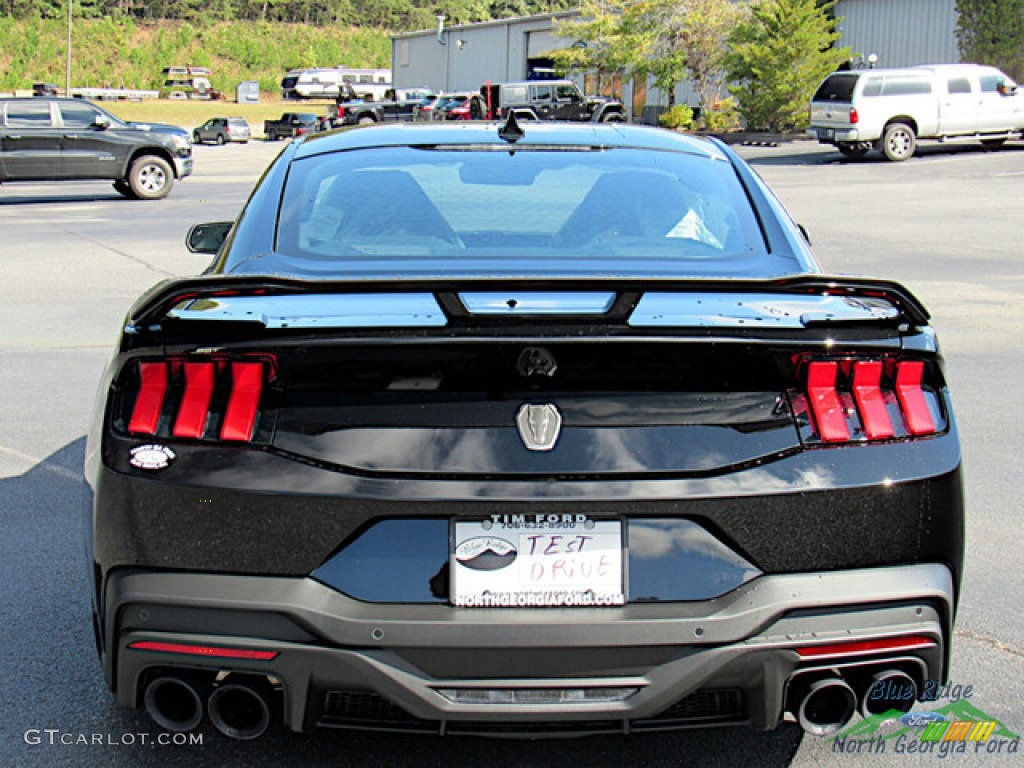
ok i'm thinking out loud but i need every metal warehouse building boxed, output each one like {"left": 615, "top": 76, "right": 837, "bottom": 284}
{"left": 392, "top": 0, "right": 960, "bottom": 120}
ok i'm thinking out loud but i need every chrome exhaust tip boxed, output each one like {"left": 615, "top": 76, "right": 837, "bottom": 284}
{"left": 143, "top": 676, "right": 204, "bottom": 733}
{"left": 860, "top": 669, "right": 918, "bottom": 718}
{"left": 208, "top": 683, "right": 271, "bottom": 740}
{"left": 797, "top": 678, "right": 857, "bottom": 736}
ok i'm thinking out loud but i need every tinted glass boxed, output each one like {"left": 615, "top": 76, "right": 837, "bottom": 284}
{"left": 979, "top": 75, "right": 1002, "bottom": 93}
{"left": 267, "top": 145, "right": 799, "bottom": 278}
{"left": 556, "top": 84, "right": 580, "bottom": 101}
{"left": 5, "top": 101, "right": 53, "bottom": 128}
{"left": 880, "top": 79, "right": 932, "bottom": 96}
{"left": 861, "top": 78, "right": 883, "bottom": 97}
{"left": 947, "top": 78, "right": 972, "bottom": 95}
{"left": 813, "top": 74, "right": 858, "bottom": 103}
{"left": 59, "top": 101, "right": 102, "bottom": 129}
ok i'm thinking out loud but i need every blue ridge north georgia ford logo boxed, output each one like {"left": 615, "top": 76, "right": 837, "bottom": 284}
{"left": 454, "top": 537, "right": 518, "bottom": 571}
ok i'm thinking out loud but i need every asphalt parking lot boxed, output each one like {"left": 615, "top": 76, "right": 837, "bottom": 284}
{"left": 1, "top": 135, "right": 1022, "bottom": 767}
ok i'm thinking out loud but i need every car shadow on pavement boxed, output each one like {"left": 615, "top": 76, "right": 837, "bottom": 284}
{"left": 0, "top": 190, "right": 135, "bottom": 204}
{"left": 0, "top": 438, "right": 806, "bottom": 768}
{"left": 742, "top": 140, "right": 1024, "bottom": 167}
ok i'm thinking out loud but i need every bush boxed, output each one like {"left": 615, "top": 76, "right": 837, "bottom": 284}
{"left": 658, "top": 104, "right": 695, "bottom": 131}
{"left": 700, "top": 97, "right": 742, "bottom": 132}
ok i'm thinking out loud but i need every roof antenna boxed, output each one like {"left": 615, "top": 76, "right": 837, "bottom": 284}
{"left": 498, "top": 109, "right": 525, "bottom": 144}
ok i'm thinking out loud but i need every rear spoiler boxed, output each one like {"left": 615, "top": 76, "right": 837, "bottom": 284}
{"left": 124, "top": 274, "right": 930, "bottom": 335}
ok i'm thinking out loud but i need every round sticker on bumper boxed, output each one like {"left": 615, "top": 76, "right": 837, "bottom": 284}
{"left": 129, "top": 444, "right": 176, "bottom": 470}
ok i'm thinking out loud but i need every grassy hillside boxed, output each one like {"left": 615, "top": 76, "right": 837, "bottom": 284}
{"left": 0, "top": 17, "right": 390, "bottom": 96}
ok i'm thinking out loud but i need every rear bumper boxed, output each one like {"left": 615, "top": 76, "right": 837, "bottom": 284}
{"left": 808, "top": 127, "right": 869, "bottom": 143}
{"left": 109, "top": 563, "right": 952, "bottom": 735}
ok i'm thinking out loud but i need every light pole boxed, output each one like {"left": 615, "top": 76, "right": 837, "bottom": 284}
{"left": 66, "top": 0, "right": 73, "bottom": 95}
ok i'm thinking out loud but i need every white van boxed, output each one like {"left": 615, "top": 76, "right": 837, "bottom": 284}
{"left": 809, "top": 64, "right": 1023, "bottom": 160}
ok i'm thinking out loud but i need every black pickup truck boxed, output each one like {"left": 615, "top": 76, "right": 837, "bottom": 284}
{"left": 0, "top": 96, "right": 192, "bottom": 200}
{"left": 324, "top": 88, "right": 434, "bottom": 128}
{"left": 263, "top": 112, "right": 319, "bottom": 141}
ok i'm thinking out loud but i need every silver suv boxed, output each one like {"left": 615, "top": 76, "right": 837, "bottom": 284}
{"left": 192, "top": 117, "right": 251, "bottom": 145}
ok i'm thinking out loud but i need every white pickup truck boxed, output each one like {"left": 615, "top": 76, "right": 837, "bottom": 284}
{"left": 809, "top": 63, "right": 1023, "bottom": 160}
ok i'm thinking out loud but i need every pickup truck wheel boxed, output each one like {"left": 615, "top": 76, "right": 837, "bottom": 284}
{"left": 882, "top": 123, "right": 916, "bottom": 161}
{"left": 215, "top": 134, "right": 226, "bottom": 145}
{"left": 128, "top": 155, "right": 173, "bottom": 200}
{"left": 837, "top": 143, "right": 870, "bottom": 159}
{"left": 192, "top": 131, "right": 201, "bottom": 144}
{"left": 357, "top": 116, "right": 376, "bottom": 125}
{"left": 600, "top": 112, "right": 626, "bottom": 122}
{"left": 267, "top": 129, "right": 278, "bottom": 141}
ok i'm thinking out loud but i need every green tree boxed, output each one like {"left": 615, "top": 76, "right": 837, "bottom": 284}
{"left": 956, "top": 0, "right": 1024, "bottom": 82}
{"left": 636, "top": 0, "right": 740, "bottom": 111}
{"left": 555, "top": 0, "right": 739, "bottom": 111}
{"left": 725, "top": 0, "right": 850, "bottom": 131}
{"left": 553, "top": 0, "right": 646, "bottom": 82}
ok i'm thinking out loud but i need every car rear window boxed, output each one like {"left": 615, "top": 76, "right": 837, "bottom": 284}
{"left": 268, "top": 145, "right": 800, "bottom": 278}
{"left": 813, "top": 74, "right": 858, "bottom": 103}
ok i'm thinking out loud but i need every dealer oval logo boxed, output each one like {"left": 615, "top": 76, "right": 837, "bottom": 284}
{"left": 129, "top": 444, "right": 176, "bottom": 471}
{"left": 454, "top": 537, "right": 518, "bottom": 571}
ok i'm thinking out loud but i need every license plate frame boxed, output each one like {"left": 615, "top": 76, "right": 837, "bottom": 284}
{"left": 450, "top": 516, "right": 625, "bottom": 608}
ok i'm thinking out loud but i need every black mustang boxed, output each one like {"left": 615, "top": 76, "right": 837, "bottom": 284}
{"left": 85, "top": 118, "right": 963, "bottom": 741}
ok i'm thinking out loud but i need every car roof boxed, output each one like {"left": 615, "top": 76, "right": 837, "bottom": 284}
{"left": 491, "top": 80, "right": 574, "bottom": 88}
{"left": 294, "top": 122, "right": 729, "bottom": 162}
{"left": 826, "top": 64, "right": 1001, "bottom": 79}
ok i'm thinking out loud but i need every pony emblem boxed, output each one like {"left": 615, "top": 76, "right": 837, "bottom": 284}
{"left": 516, "top": 404, "right": 562, "bottom": 451}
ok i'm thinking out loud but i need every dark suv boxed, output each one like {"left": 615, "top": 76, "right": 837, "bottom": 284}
{"left": 0, "top": 97, "right": 192, "bottom": 199}
{"left": 480, "top": 80, "right": 627, "bottom": 122}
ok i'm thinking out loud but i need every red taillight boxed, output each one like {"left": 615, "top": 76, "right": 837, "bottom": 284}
{"left": 172, "top": 362, "right": 215, "bottom": 438}
{"left": 128, "top": 362, "right": 168, "bottom": 435}
{"left": 849, "top": 107, "right": 859, "bottom": 125}
{"left": 799, "top": 358, "right": 941, "bottom": 444}
{"left": 221, "top": 362, "right": 264, "bottom": 441}
{"left": 895, "top": 361, "right": 936, "bottom": 435}
{"left": 796, "top": 635, "right": 936, "bottom": 659}
{"left": 852, "top": 361, "right": 895, "bottom": 439}
{"left": 807, "top": 362, "right": 849, "bottom": 442}
{"left": 336, "top": 106, "right": 346, "bottom": 118}
{"left": 125, "top": 356, "right": 272, "bottom": 443}
{"left": 128, "top": 640, "right": 279, "bottom": 661}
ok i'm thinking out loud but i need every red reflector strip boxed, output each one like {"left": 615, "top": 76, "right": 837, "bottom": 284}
{"left": 796, "top": 635, "right": 937, "bottom": 659}
{"left": 852, "top": 361, "right": 895, "bottom": 439}
{"left": 806, "top": 362, "right": 849, "bottom": 442}
{"left": 172, "top": 362, "right": 215, "bottom": 438}
{"left": 128, "top": 640, "right": 278, "bottom": 661}
{"left": 128, "top": 362, "right": 168, "bottom": 435}
{"left": 220, "top": 362, "right": 263, "bottom": 441}
{"left": 896, "top": 361, "right": 936, "bottom": 435}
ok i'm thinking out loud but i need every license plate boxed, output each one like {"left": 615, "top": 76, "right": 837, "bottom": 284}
{"left": 451, "top": 516, "right": 625, "bottom": 608}
{"left": 819, "top": 128, "right": 835, "bottom": 140}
